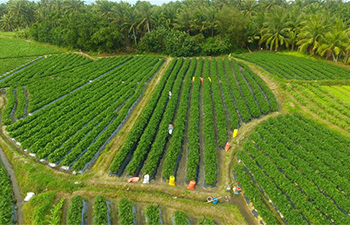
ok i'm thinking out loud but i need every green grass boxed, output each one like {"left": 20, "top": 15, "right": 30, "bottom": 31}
{"left": 23, "top": 191, "right": 57, "bottom": 225}
{"left": 0, "top": 32, "right": 16, "bottom": 37}
{"left": 0, "top": 37, "right": 61, "bottom": 59}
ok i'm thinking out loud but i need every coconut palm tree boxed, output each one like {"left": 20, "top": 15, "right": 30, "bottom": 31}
{"left": 259, "top": 6, "right": 291, "bottom": 51}
{"left": 0, "top": 14, "right": 15, "bottom": 31}
{"left": 135, "top": 1, "right": 153, "bottom": 34}
{"left": 317, "top": 20, "right": 348, "bottom": 62}
{"left": 297, "top": 14, "right": 331, "bottom": 55}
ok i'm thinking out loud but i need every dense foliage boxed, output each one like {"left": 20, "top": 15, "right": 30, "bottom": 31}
{"left": 235, "top": 114, "right": 350, "bottom": 224}
{"left": 110, "top": 57, "right": 277, "bottom": 185}
{"left": 67, "top": 196, "right": 84, "bottom": 225}
{"left": 118, "top": 198, "right": 135, "bottom": 225}
{"left": 48, "top": 198, "right": 65, "bottom": 225}
{"left": 144, "top": 205, "right": 162, "bottom": 225}
{"left": 238, "top": 51, "right": 350, "bottom": 80}
{"left": 93, "top": 196, "right": 108, "bottom": 225}
{"left": 0, "top": 162, "right": 14, "bottom": 225}
{"left": 2, "top": 0, "right": 350, "bottom": 58}
{"left": 173, "top": 211, "right": 189, "bottom": 225}
{"left": 26, "top": 192, "right": 56, "bottom": 225}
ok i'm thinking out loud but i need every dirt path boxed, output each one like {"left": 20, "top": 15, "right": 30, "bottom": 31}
{"left": 62, "top": 189, "right": 247, "bottom": 225}
{"left": 74, "top": 51, "right": 97, "bottom": 61}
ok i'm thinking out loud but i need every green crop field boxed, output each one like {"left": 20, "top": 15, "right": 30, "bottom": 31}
{"left": 0, "top": 38, "right": 60, "bottom": 59}
{"left": 2, "top": 54, "right": 164, "bottom": 173}
{"left": 237, "top": 52, "right": 350, "bottom": 80}
{"left": 2, "top": 34, "right": 350, "bottom": 225}
{"left": 286, "top": 83, "right": 350, "bottom": 132}
{"left": 235, "top": 114, "right": 350, "bottom": 224}
{"left": 110, "top": 57, "right": 277, "bottom": 186}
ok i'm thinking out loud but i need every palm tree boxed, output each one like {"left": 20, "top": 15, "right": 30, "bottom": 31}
{"left": 202, "top": 5, "right": 217, "bottom": 37}
{"left": 317, "top": 20, "right": 348, "bottom": 62}
{"left": 259, "top": 6, "right": 291, "bottom": 51}
{"left": 7, "top": 0, "right": 34, "bottom": 29}
{"left": 297, "top": 14, "right": 331, "bottom": 55}
{"left": 173, "top": 7, "right": 192, "bottom": 34}
{"left": 93, "top": 0, "right": 116, "bottom": 21}
{"left": 135, "top": 1, "right": 153, "bottom": 33}
{"left": 0, "top": 14, "right": 15, "bottom": 31}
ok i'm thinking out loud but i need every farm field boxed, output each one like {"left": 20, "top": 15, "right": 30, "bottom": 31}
{"left": 0, "top": 37, "right": 62, "bottom": 77}
{"left": 110, "top": 57, "right": 277, "bottom": 186}
{"left": 286, "top": 83, "right": 350, "bottom": 133}
{"left": 0, "top": 38, "right": 61, "bottom": 59}
{"left": 2, "top": 54, "right": 164, "bottom": 173}
{"left": 2, "top": 35, "right": 350, "bottom": 225}
{"left": 234, "top": 114, "right": 350, "bottom": 224}
{"left": 237, "top": 52, "right": 350, "bottom": 80}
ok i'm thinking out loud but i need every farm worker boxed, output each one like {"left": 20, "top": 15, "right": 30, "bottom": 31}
{"left": 225, "top": 142, "right": 230, "bottom": 152}
{"left": 169, "top": 91, "right": 172, "bottom": 99}
{"left": 169, "top": 124, "right": 173, "bottom": 135}
{"left": 208, "top": 77, "right": 212, "bottom": 82}
{"left": 187, "top": 180, "right": 196, "bottom": 190}
{"left": 169, "top": 176, "right": 175, "bottom": 186}
{"left": 200, "top": 77, "right": 204, "bottom": 84}
{"left": 143, "top": 174, "right": 150, "bottom": 184}
{"left": 192, "top": 76, "right": 195, "bottom": 82}
{"left": 233, "top": 129, "right": 238, "bottom": 138}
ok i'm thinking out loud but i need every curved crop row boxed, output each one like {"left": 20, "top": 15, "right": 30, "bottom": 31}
{"left": 223, "top": 58, "right": 251, "bottom": 122}
{"left": 2, "top": 87, "right": 15, "bottom": 126}
{"left": 15, "top": 86, "right": 26, "bottom": 119}
{"left": 237, "top": 114, "right": 350, "bottom": 224}
{"left": 239, "top": 62, "right": 278, "bottom": 112}
{"left": 230, "top": 59, "right": 261, "bottom": 119}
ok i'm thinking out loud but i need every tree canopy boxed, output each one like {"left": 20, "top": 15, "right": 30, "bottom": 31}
{"left": 1, "top": 0, "right": 350, "bottom": 60}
